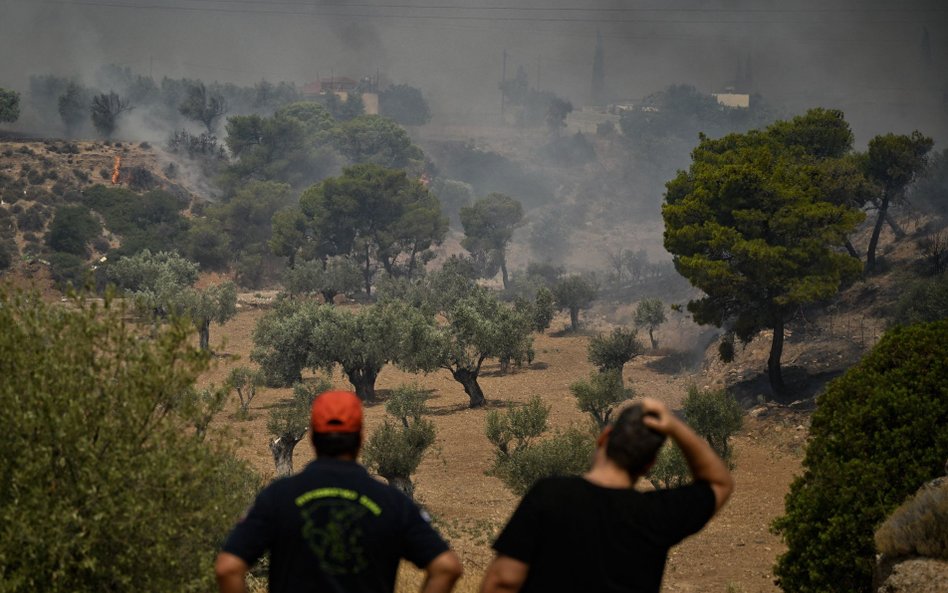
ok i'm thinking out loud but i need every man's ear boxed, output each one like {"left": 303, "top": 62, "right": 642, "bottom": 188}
{"left": 596, "top": 426, "right": 612, "bottom": 448}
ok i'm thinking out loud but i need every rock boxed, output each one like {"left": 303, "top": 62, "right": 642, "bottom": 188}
{"left": 748, "top": 406, "right": 769, "bottom": 419}
{"left": 876, "top": 558, "right": 948, "bottom": 593}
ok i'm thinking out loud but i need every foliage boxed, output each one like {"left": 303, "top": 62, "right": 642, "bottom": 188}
{"left": 281, "top": 257, "right": 363, "bottom": 303}
{"left": 513, "top": 286, "right": 555, "bottom": 334}
{"left": 428, "top": 178, "right": 474, "bottom": 228}
{"left": 57, "top": 82, "right": 89, "bottom": 134}
{"left": 399, "top": 288, "right": 534, "bottom": 407}
{"left": 46, "top": 204, "right": 102, "bottom": 256}
{"left": 570, "top": 369, "right": 633, "bottom": 429}
{"left": 460, "top": 193, "right": 524, "bottom": 289}
{"left": 90, "top": 92, "right": 131, "bottom": 138}
{"left": 180, "top": 383, "right": 230, "bottom": 441}
{"left": 862, "top": 131, "right": 934, "bottom": 273}
{"left": 295, "top": 164, "right": 447, "bottom": 291}
{"left": 0, "top": 287, "right": 258, "bottom": 593}
{"left": 874, "top": 480, "right": 948, "bottom": 560}
{"left": 772, "top": 321, "right": 948, "bottom": 593}
{"left": 47, "top": 251, "right": 88, "bottom": 290}
{"left": 486, "top": 397, "right": 593, "bottom": 495}
{"left": 552, "top": 274, "right": 598, "bottom": 331}
{"left": 587, "top": 327, "right": 642, "bottom": 372}
{"left": 266, "top": 378, "right": 332, "bottom": 476}
{"left": 81, "top": 185, "right": 189, "bottom": 255}
{"left": 663, "top": 109, "right": 865, "bottom": 396}
{"left": 378, "top": 84, "right": 431, "bottom": 126}
{"left": 178, "top": 82, "right": 227, "bottom": 132}
{"left": 205, "top": 180, "right": 294, "bottom": 269}
{"left": 0, "top": 88, "right": 20, "bottom": 123}
{"left": 107, "top": 250, "right": 236, "bottom": 350}
{"left": 890, "top": 272, "right": 948, "bottom": 325}
{"left": 648, "top": 387, "right": 742, "bottom": 489}
{"left": 634, "top": 298, "right": 667, "bottom": 349}
{"left": 362, "top": 384, "right": 436, "bottom": 498}
{"left": 332, "top": 114, "right": 423, "bottom": 168}
{"left": 229, "top": 366, "right": 263, "bottom": 416}
{"left": 251, "top": 299, "right": 321, "bottom": 386}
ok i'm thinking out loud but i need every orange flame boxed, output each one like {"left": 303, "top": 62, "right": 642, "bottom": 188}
{"left": 111, "top": 156, "right": 121, "bottom": 185}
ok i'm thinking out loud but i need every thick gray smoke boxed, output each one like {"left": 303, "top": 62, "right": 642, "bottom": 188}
{"left": 1, "top": 0, "right": 946, "bottom": 143}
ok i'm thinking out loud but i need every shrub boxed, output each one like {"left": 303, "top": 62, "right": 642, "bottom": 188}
{"left": 15, "top": 204, "right": 47, "bottom": 232}
{"left": 771, "top": 321, "right": 948, "bottom": 593}
{"left": 891, "top": 272, "right": 948, "bottom": 326}
{"left": 570, "top": 369, "right": 633, "bottom": 429}
{"left": 267, "top": 378, "right": 332, "bottom": 476}
{"left": 647, "top": 387, "right": 742, "bottom": 488}
{"left": 875, "top": 479, "right": 948, "bottom": 560}
{"left": 0, "top": 288, "right": 258, "bottom": 593}
{"left": 229, "top": 366, "right": 264, "bottom": 418}
{"left": 47, "top": 251, "right": 88, "bottom": 289}
{"left": 486, "top": 396, "right": 595, "bottom": 495}
{"left": 363, "top": 401, "right": 437, "bottom": 500}
{"left": 46, "top": 204, "right": 101, "bottom": 256}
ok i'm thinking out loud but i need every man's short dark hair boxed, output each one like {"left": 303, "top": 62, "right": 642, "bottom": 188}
{"left": 606, "top": 403, "right": 667, "bottom": 476}
{"left": 312, "top": 431, "right": 361, "bottom": 458}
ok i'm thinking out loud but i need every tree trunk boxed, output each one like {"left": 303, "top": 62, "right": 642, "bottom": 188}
{"left": 199, "top": 318, "right": 211, "bottom": 352}
{"left": 648, "top": 328, "right": 658, "bottom": 350}
{"left": 269, "top": 435, "right": 302, "bottom": 477}
{"left": 499, "top": 357, "right": 510, "bottom": 374}
{"left": 885, "top": 212, "right": 905, "bottom": 239}
{"left": 845, "top": 239, "right": 860, "bottom": 260}
{"left": 346, "top": 367, "right": 379, "bottom": 402}
{"left": 768, "top": 317, "right": 787, "bottom": 400}
{"left": 500, "top": 256, "right": 510, "bottom": 291}
{"left": 569, "top": 307, "right": 580, "bottom": 332}
{"left": 866, "top": 192, "right": 890, "bottom": 274}
{"left": 386, "top": 475, "right": 415, "bottom": 499}
{"left": 363, "top": 243, "right": 372, "bottom": 296}
{"left": 451, "top": 368, "right": 486, "bottom": 408}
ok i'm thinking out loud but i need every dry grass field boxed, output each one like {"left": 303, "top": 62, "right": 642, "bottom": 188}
{"left": 200, "top": 305, "right": 808, "bottom": 593}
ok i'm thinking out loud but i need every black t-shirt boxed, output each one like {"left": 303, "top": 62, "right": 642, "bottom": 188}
{"left": 222, "top": 459, "right": 449, "bottom": 593}
{"left": 492, "top": 476, "right": 716, "bottom": 593}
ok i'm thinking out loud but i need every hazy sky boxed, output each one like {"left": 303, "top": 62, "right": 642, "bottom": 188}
{"left": 2, "top": 0, "right": 947, "bottom": 143}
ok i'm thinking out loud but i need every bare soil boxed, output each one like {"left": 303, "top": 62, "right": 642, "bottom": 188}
{"left": 202, "top": 304, "right": 810, "bottom": 593}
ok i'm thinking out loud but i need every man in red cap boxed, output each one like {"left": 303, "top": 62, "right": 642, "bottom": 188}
{"left": 479, "top": 397, "right": 733, "bottom": 593}
{"left": 215, "top": 390, "right": 463, "bottom": 593}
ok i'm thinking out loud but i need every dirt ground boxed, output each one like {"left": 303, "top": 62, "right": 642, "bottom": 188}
{"left": 201, "top": 304, "right": 807, "bottom": 593}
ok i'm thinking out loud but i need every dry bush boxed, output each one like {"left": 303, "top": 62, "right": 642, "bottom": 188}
{"left": 875, "top": 479, "right": 948, "bottom": 560}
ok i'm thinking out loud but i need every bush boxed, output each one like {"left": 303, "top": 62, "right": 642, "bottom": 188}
{"left": 47, "top": 251, "right": 88, "bottom": 290}
{"left": 15, "top": 205, "right": 47, "bottom": 232}
{"left": 772, "top": 321, "right": 948, "bottom": 593}
{"left": 46, "top": 204, "right": 101, "bottom": 256}
{"left": 647, "top": 386, "right": 742, "bottom": 488}
{"left": 875, "top": 479, "right": 948, "bottom": 560}
{"left": 891, "top": 272, "right": 948, "bottom": 326}
{"left": 0, "top": 288, "right": 258, "bottom": 593}
{"left": 363, "top": 404, "right": 436, "bottom": 499}
{"left": 486, "top": 396, "right": 595, "bottom": 495}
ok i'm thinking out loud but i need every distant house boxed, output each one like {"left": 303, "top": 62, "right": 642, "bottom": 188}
{"left": 712, "top": 93, "right": 751, "bottom": 109}
{"left": 301, "top": 76, "right": 378, "bottom": 115}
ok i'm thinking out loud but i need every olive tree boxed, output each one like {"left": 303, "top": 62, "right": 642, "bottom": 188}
{"left": 552, "top": 274, "right": 598, "bottom": 331}
{"left": 281, "top": 257, "right": 363, "bottom": 303}
{"left": 400, "top": 287, "right": 534, "bottom": 408}
{"left": 570, "top": 369, "right": 633, "bottom": 429}
{"left": 267, "top": 379, "right": 330, "bottom": 476}
{"left": 587, "top": 327, "right": 642, "bottom": 373}
{"left": 179, "top": 82, "right": 227, "bottom": 133}
{"left": 0, "top": 88, "right": 20, "bottom": 123}
{"left": 634, "top": 298, "right": 666, "bottom": 349}
{"left": 90, "top": 91, "right": 132, "bottom": 138}
{"left": 362, "top": 384, "right": 436, "bottom": 498}
{"left": 460, "top": 193, "right": 524, "bottom": 290}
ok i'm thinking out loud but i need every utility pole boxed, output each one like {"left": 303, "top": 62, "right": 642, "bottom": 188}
{"left": 501, "top": 49, "right": 507, "bottom": 119}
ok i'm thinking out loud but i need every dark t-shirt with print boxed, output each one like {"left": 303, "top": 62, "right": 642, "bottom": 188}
{"left": 222, "top": 459, "right": 449, "bottom": 593}
{"left": 492, "top": 476, "right": 716, "bottom": 593}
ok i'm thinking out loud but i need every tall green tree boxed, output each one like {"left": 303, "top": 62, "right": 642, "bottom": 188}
{"left": 332, "top": 114, "right": 423, "bottom": 168}
{"left": 57, "top": 82, "right": 89, "bottom": 135}
{"left": 663, "top": 120, "right": 864, "bottom": 397}
{"left": 0, "top": 88, "right": 20, "bottom": 123}
{"left": 296, "top": 164, "right": 447, "bottom": 293}
{"left": 460, "top": 193, "right": 524, "bottom": 289}
{"left": 281, "top": 257, "right": 363, "bottom": 303}
{"left": 862, "top": 131, "right": 934, "bottom": 273}
{"left": 378, "top": 84, "right": 432, "bottom": 126}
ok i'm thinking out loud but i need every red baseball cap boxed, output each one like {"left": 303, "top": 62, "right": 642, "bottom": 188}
{"left": 311, "top": 390, "right": 363, "bottom": 434}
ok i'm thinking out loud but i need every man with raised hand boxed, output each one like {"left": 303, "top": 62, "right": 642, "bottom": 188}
{"left": 480, "top": 397, "right": 733, "bottom": 593}
{"left": 216, "top": 390, "right": 462, "bottom": 593}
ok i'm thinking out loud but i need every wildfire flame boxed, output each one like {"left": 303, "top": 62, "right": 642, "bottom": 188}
{"left": 111, "top": 156, "right": 121, "bottom": 185}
